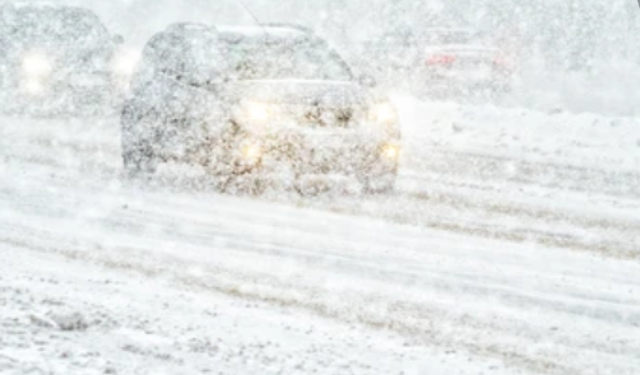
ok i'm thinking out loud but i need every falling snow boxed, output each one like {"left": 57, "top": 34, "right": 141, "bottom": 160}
{"left": 1, "top": 1, "right": 639, "bottom": 375}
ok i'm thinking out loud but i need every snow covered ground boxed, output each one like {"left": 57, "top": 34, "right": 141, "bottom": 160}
{"left": 1, "top": 98, "right": 640, "bottom": 374}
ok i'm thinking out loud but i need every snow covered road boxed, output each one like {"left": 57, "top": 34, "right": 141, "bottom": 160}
{"left": 1, "top": 99, "right": 640, "bottom": 374}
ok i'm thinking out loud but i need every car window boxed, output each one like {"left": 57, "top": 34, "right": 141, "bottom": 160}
{"left": 181, "top": 32, "right": 227, "bottom": 80}
{"left": 225, "top": 39, "right": 353, "bottom": 81}
{"left": 130, "top": 32, "right": 179, "bottom": 90}
{"left": 380, "top": 31, "right": 416, "bottom": 46}
{"left": 144, "top": 32, "right": 189, "bottom": 76}
{"left": 0, "top": 7, "right": 109, "bottom": 45}
{"left": 423, "top": 30, "right": 473, "bottom": 45}
{"left": 134, "top": 29, "right": 225, "bottom": 89}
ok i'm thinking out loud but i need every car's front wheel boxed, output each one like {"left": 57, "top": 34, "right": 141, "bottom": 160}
{"left": 121, "top": 104, "right": 161, "bottom": 179}
{"left": 122, "top": 139, "right": 159, "bottom": 178}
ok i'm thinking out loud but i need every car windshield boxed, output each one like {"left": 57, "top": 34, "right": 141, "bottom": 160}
{"left": 422, "top": 30, "right": 474, "bottom": 45}
{"left": 380, "top": 29, "right": 474, "bottom": 46}
{"left": 379, "top": 31, "right": 417, "bottom": 46}
{"left": 0, "top": 7, "right": 109, "bottom": 45}
{"left": 224, "top": 39, "right": 353, "bottom": 81}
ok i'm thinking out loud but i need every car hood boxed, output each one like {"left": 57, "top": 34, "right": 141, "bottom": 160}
{"left": 226, "top": 79, "right": 377, "bottom": 107}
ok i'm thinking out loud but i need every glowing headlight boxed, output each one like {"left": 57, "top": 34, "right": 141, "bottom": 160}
{"left": 24, "top": 79, "right": 45, "bottom": 95}
{"left": 244, "top": 101, "right": 271, "bottom": 123}
{"left": 382, "top": 144, "right": 401, "bottom": 160}
{"left": 23, "top": 53, "right": 52, "bottom": 77}
{"left": 370, "top": 102, "right": 398, "bottom": 125}
{"left": 241, "top": 143, "right": 262, "bottom": 161}
{"left": 112, "top": 50, "right": 139, "bottom": 77}
{"left": 237, "top": 101, "right": 282, "bottom": 129}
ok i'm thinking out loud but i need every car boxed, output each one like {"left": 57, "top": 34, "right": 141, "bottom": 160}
{"left": 362, "top": 27, "right": 516, "bottom": 97}
{"left": 0, "top": 2, "right": 136, "bottom": 115}
{"left": 121, "top": 23, "right": 401, "bottom": 194}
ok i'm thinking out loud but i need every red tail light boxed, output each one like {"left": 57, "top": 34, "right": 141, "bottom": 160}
{"left": 493, "top": 56, "right": 511, "bottom": 68}
{"left": 426, "top": 55, "right": 456, "bottom": 66}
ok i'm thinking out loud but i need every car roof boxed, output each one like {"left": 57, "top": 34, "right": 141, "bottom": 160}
{"left": 165, "top": 22, "right": 216, "bottom": 34}
{"left": 153, "top": 23, "right": 321, "bottom": 46}
{"left": 154, "top": 23, "right": 219, "bottom": 42}
{"left": 0, "top": 1, "right": 89, "bottom": 13}
{"left": 383, "top": 27, "right": 471, "bottom": 37}
{"left": 423, "top": 27, "right": 473, "bottom": 33}
{"left": 217, "top": 25, "right": 315, "bottom": 44}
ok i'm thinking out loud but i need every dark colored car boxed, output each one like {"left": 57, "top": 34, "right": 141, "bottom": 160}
{"left": 0, "top": 2, "right": 134, "bottom": 115}
{"left": 121, "top": 23, "right": 401, "bottom": 193}
{"left": 362, "top": 27, "right": 516, "bottom": 97}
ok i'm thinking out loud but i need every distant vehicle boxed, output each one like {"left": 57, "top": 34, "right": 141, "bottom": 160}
{"left": 0, "top": 2, "right": 136, "bottom": 115}
{"left": 362, "top": 27, "right": 516, "bottom": 97}
{"left": 121, "top": 23, "right": 400, "bottom": 194}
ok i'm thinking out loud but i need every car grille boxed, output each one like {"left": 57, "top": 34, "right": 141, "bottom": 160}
{"left": 287, "top": 105, "right": 356, "bottom": 129}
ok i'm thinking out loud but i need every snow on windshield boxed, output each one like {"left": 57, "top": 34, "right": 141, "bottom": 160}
{"left": 225, "top": 38, "right": 353, "bottom": 81}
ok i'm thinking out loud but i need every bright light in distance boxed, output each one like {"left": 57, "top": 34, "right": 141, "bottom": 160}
{"left": 112, "top": 50, "right": 140, "bottom": 76}
{"left": 370, "top": 102, "right": 398, "bottom": 124}
{"left": 23, "top": 53, "right": 52, "bottom": 77}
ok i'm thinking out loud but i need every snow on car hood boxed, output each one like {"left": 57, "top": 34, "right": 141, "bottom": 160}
{"left": 227, "top": 79, "right": 375, "bottom": 107}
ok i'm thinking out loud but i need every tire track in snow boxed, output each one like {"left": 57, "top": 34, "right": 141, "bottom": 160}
{"left": 3, "top": 115, "right": 639, "bottom": 260}
{"left": 0, "top": 234, "right": 614, "bottom": 375}
{"left": 2, "top": 183, "right": 640, "bottom": 375}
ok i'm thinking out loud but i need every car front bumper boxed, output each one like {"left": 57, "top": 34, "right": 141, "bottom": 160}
{"left": 191, "top": 126, "right": 400, "bottom": 180}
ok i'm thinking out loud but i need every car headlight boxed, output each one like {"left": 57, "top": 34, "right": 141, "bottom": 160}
{"left": 235, "top": 101, "right": 282, "bottom": 131}
{"left": 23, "top": 53, "right": 52, "bottom": 77}
{"left": 24, "top": 79, "right": 46, "bottom": 95}
{"left": 244, "top": 101, "right": 271, "bottom": 123}
{"left": 241, "top": 142, "right": 262, "bottom": 162}
{"left": 111, "top": 50, "right": 139, "bottom": 77}
{"left": 369, "top": 102, "right": 398, "bottom": 125}
{"left": 381, "top": 143, "right": 401, "bottom": 161}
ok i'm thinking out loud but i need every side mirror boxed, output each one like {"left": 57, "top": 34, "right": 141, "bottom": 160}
{"left": 112, "top": 34, "right": 125, "bottom": 45}
{"left": 358, "top": 74, "right": 377, "bottom": 88}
